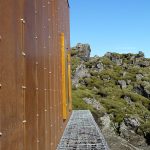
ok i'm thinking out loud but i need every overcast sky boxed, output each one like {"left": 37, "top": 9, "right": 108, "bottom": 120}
{"left": 70, "top": 0, "right": 150, "bottom": 57}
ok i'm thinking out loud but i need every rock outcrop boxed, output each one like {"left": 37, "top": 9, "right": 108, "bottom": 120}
{"left": 72, "top": 64, "right": 90, "bottom": 87}
{"left": 83, "top": 97, "right": 105, "bottom": 111}
{"left": 134, "top": 84, "right": 150, "bottom": 99}
{"left": 72, "top": 43, "right": 91, "bottom": 60}
{"left": 118, "top": 80, "right": 127, "bottom": 89}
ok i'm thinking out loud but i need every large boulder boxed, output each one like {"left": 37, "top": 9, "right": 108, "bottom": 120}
{"left": 73, "top": 43, "right": 91, "bottom": 60}
{"left": 96, "top": 62, "right": 104, "bottom": 72}
{"left": 100, "top": 115, "right": 147, "bottom": 150}
{"left": 137, "top": 61, "right": 150, "bottom": 67}
{"left": 124, "top": 117, "right": 140, "bottom": 130}
{"left": 118, "top": 117, "right": 149, "bottom": 149}
{"left": 119, "top": 117, "right": 142, "bottom": 143}
{"left": 82, "top": 97, "right": 105, "bottom": 111}
{"left": 137, "top": 51, "right": 144, "bottom": 58}
{"left": 104, "top": 52, "right": 123, "bottom": 66}
{"left": 118, "top": 80, "right": 127, "bottom": 89}
{"left": 134, "top": 84, "right": 150, "bottom": 99}
{"left": 112, "top": 57, "right": 123, "bottom": 66}
{"left": 127, "top": 80, "right": 131, "bottom": 85}
{"left": 136, "top": 74, "right": 144, "bottom": 81}
{"left": 72, "top": 64, "right": 90, "bottom": 87}
{"left": 121, "top": 95, "right": 133, "bottom": 105}
{"left": 104, "top": 52, "right": 112, "bottom": 58}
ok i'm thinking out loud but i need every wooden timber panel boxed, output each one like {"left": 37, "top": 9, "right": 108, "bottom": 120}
{"left": 0, "top": 0, "right": 72, "bottom": 150}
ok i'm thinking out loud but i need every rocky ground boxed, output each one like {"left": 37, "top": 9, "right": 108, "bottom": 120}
{"left": 71, "top": 43, "right": 150, "bottom": 150}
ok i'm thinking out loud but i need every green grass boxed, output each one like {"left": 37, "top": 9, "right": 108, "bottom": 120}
{"left": 72, "top": 88, "right": 94, "bottom": 110}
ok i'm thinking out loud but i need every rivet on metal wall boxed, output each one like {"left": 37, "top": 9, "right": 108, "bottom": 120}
{"left": 37, "top": 140, "right": 40, "bottom": 143}
{"left": 44, "top": 67, "right": 47, "bottom": 70}
{"left": 36, "top": 62, "right": 38, "bottom": 65}
{"left": 49, "top": 72, "right": 51, "bottom": 74}
{"left": 45, "top": 109, "right": 47, "bottom": 112}
{"left": 22, "top": 120, "right": 27, "bottom": 123}
{"left": 0, "top": 35, "right": 2, "bottom": 41}
{"left": 34, "top": 36, "right": 38, "bottom": 39}
{"left": 20, "top": 18, "right": 26, "bottom": 24}
{"left": 22, "top": 86, "right": 26, "bottom": 89}
{"left": 22, "top": 52, "right": 26, "bottom": 56}
{"left": 0, "top": 84, "right": 2, "bottom": 88}
{"left": 0, "top": 132, "right": 2, "bottom": 136}
{"left": 36, "top": 88, "right": 39, "bottom": 90}
{"left": 36, "top": 114, "right": 39, "bottom": 117}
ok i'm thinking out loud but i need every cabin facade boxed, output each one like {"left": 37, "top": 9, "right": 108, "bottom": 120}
{"left": 0, "top": 0, "right": 71, "bottom": 149}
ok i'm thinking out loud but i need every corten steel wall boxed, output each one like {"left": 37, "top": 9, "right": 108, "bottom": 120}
{"left": 0, "top": 0, "right": 71, "bottom": 150}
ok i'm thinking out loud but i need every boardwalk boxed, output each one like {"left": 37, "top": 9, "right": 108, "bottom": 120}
{"left": 57, "top": 110, "right": 109, "bottom": 150}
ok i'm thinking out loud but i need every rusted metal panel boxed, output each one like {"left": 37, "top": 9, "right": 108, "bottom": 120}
{"left": 0, "top": 0, "right": 24, "bottom": 150}
{"left": 0, "top": 0, "right": 71, "bottom": 150}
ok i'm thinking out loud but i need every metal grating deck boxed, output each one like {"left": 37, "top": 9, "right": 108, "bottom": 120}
{"left": 57, "top": 110, "right": 109, "bottom": 150}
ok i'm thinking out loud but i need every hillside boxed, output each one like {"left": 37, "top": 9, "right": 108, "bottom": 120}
{"left": 71, "top": 43, "right": 150, "bottom": 150}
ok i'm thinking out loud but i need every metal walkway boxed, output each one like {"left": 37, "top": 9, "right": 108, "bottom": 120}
{"left": 57, "top": 110, "right": 109, "bottom": 150}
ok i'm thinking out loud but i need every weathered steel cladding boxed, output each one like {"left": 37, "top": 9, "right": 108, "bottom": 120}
{"left": 0, "top": 0, "right": 71, "bottom": 150}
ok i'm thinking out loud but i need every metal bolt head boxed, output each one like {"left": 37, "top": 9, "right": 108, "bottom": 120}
{"left": 22, "top": 52, "right": 26, "bottom": 56}
{"left": 22, "top": 86, "right": 26, "bottom": 89}
{"left": 22, "top": 120, "right": 27, "bottom": 123}
{"left": 20, "top": 18, "right": 26, "bottom": 24}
